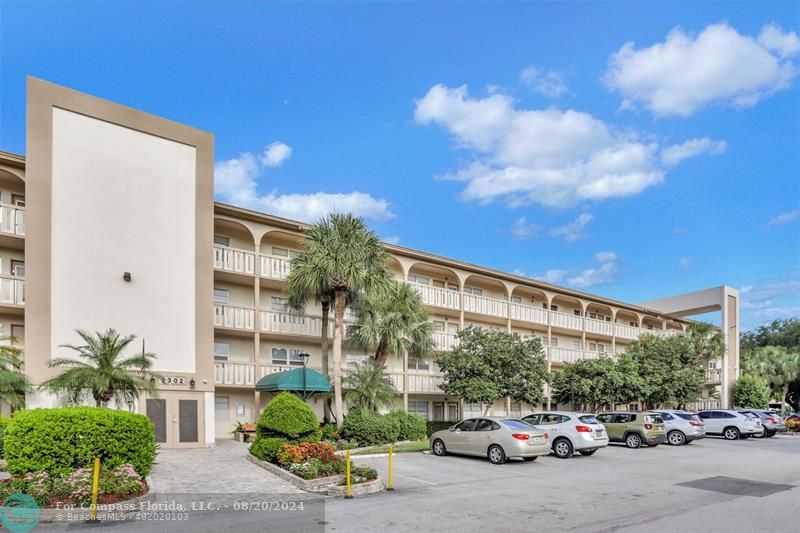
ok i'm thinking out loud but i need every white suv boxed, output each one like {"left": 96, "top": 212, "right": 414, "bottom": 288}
{"left": 521, "top": 411, "right": 609, "bottom": 459}
{"left": 697, "top": 409, "right": 761, "bottom": 440}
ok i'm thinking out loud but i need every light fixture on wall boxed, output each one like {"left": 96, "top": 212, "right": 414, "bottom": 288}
{"left": 123, "top": 272, "right": 132, "bottom": 282}
{"left": 189, "top": 378, "right": 196, "bottom": 390}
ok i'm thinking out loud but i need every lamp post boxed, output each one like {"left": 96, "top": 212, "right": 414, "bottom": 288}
{"left": 299, "top": 352, "right": 311, "bottom": 401}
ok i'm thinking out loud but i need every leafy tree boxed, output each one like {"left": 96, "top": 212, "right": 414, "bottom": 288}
{"left": 627, "top": 334, "right": 705, "bottom": 409}
{"left": 345, "top": 280, "right": 435, "bottom": 366}
{"left": 437, "top": 327, "right": 547, "bottom": 413}
{"left": 343, "top": 359, "right": 397, "bottom": 412}
{"left": 732, "top": 375, "right": 771, "bottom": 409}
{"left": 40, "top": 329, "right": 160, "bottom": 407}
{"left": 686, "top": 321, "right": 724, "bottom": 362}
{"left": 743, "top": 345, "right": 800, "bottom": 413}
{"left": 741, "top": 318, "right": 800, "bottom": 352}
{"left": 740, "top": 318, "right": 800, "bottom": 412}
{"left": 0, "top": 338, "right": 29, "bottom": 409}
{"left": 550, "top": 355, "right": 644, "bottom": 412}
{"left": 285, "top": 214, "right": 392, "bottom": 428}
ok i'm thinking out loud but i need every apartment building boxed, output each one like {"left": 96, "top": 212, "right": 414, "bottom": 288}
{"left": 0, "top": 78, "right": 739, "bottom": 447}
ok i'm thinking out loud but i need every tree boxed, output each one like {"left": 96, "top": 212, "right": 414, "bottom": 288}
{"left": 285, "top": 213, "right": 391, "bottom": 428}
{"left": 41, "top": 329, "right": 160, "bottom": 407}
{"left": 437, "top": 327, "right": 547, "bottom": 413}
{"left": 743, "top": 346, "right": 800, "bottom": 414}
{"left": 343, "top": 359, "right": 397, "bottom": 412}
{"left": 345, "top": 280, "right": 435, "bottom": 366}
{"left": 627, "top": 334, "right": 705, "bottom": 409}
{"left": 686, "top": 322, "right": 724, "bottom": 362}
{"left": 740, "top": 318, "right": 800, "bottom": 412}
{"left": 0, "top": 338, "right": 29, "bottom": 409}
{"left": 550, "top": 355, "right": 643, "bottom": 412}
{"left": 732, "top": 375, "right": 771, "bottom": 409}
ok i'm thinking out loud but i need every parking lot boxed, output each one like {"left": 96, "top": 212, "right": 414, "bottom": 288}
{"left": 325, "top": 436, "right": 800, "bottom": 532}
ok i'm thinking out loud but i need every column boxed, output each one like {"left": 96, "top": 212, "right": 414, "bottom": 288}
{"left": 546, "top": 298, "right": 553, "bottom": 410}
{"left": 403, "top": 350, "right": 409, "bottom": 412}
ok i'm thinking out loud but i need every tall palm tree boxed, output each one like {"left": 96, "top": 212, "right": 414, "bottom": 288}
{"left": 285, "top": 213, "right": 391, "bottom": 428}
{"left": 686, "top": 322, "right": 724, "bottom": 362}
{"left": 343, "top": 359, "right": 397, "bottom": 413}
{"left": 0, "top": 337, "right": 30, "bottom": 409}
{"left": 41, "top": 329, "right": 161, "bottom": 407}
{"left": 346, "top": 280, "right": 435, "bottom": 367}
{"left": 744, "top": 346, "right": 800, "bottom": 414}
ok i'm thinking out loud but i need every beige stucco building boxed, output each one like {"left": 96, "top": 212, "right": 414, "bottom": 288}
{"left": 0, "top": 78, "right": 739, "bottom": 447}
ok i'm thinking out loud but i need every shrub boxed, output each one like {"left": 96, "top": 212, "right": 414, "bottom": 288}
{"left": 341, "top": 408, "right": 400, "bottom": 446}
{"left": 320, "top": 423, "right": 339, "bottom": 441}
{"left": 257, "top": 393, "right": 321, "bottom": 442}
{"left": 3, "top": 407, "right": 157, "bottom": 477}
{"left": 733, "top": 375, "right": 771, "bottom": 409}
{"left": 386, "top": 410, "right": 427, "bottom": 441}
{"left": 425, "top": 421, "right": 453, "bottom": 437}
{"left": 0, "top": 417, "right": 11, "bottom": 458}
{"left": 285, "top": 456, "right": 347, "bottom": 480}
{"left": 787, "top": 419, "right": 800, "bottom": 432}
{"left": 249, "top": 437, "right": 287, "bottom": 463}
{"left": 0, "top": 471, "right": 53, "bottom": 507}
{"left": 277, "top": 442, "right": 336, "bottom": 466}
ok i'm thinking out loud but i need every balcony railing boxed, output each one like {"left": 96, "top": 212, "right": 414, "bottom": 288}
{"left": 214, "top": 304, "right": 255, "bottom": 330}
{"left": 549, "top": 347, "right": 583, "bottom": 363}
{"left": 463, "top": 293, "right": 508, "bottom": 318}
{"left": 214, "top": 245, "right": 255, "bottom": 275}
{"left": 706, "top": 368, "right": 722, "bottom": 383}
{"left": 409, "top": 283, "right": 460, "bottom": 310}
{"left": 260, "top": 255, "right": 292, "bottom": 280}
{"left": 433, "top": 331, "right": 458, "bottom": 351}
{"left": 0, "top": 275, "right": 24, "bottom": 305}
{"left": 550, "top": 311, "right": 583, "bottom": 331}
{"left": 510, "top": 303, "right": 549, "bottom": 326}
{"left": 614, "top": 323, "right": 639, "bottom": 340}
{"left": 214, "top": 361, "right": 256, "bottom": 386}
{"left": 261, "top": 310, "right": 330, "bottom": 337}
{"left": 585, "top": 317, "right": 614, "bottom": 336}
{"left": 0, "top": 204, "right": 24, "bottom": 236}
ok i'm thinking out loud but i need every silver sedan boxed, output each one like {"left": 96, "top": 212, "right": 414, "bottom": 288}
{"left": 431, "top": 417, "right": 551, "bottom": 464}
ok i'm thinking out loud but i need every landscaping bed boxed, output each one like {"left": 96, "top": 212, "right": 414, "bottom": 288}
{"left": 349, "top": 439, "right": 430, "bottom": 456}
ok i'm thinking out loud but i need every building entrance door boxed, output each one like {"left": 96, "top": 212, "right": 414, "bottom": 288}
{"left": 144, "top": 393, "right": 204, "bottom": 448}
{"left": 447, "top": 402, "right": 459, "bottom": 421}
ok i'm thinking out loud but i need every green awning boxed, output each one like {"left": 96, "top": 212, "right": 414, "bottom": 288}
{"left": 255, "top": 368, "right": 331, "bottom": 393}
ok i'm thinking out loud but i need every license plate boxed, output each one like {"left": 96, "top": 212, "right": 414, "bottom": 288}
{"left": 532, "top": 437, "right": 541, "bottom": 442}
{"left": 595, "top": 430, "right": 604, "bottom": 435}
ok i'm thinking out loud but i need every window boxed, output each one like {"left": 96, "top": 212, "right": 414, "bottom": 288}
{"left": 579, "top": 415, "right": 601, "bottom": 424}
{"left": 271, "top": 246, "right": 288, "bottom": 257}
{"left": 613, "top": 414, "right": 632, "bottom": 423}
{"left": 409, "top": 356, "right": 430, "bottom": 371}
{"left": 408, "top": 274, "right": 429, "bottom": 285}
{"left": 447, "top": 283, "right": 459, "bottom": 291}
{"left": 721, "top": 412, "right": 736, "bottom": 419}
{"left": 463, "top": 403, "right": 483, "bottom": 417}
{"left": 539, "top": 414, "right": 564, "bottom": 424}
{"left": 597, "top": 343, "right": 606, "bottom": 353}
{"left": 629, "top": 321, "right": 638, "bottom": 327}
{"left": 550, "top": 304, "right": 558, "bottom": 312}
{"left": 511, "top": 296, "right": 522, "bottom": 304}
{"left": 213, "top": 289, "right": 230, "bottom": 304}
{"left": 523, "top": 414, "right": 541, "bottom": 425}
{"left": 551, "top": 337, "right": 558, "bottom": 347}
{"left": 433, "top": 280, "right": 445, "bottom": 289}
{"left": 271, "top": 348, "right": 305, "bottom": 366}
{"left": 574, "top": 309, "right": 582, "bottom": 316}
{"left": 346, "top": 354, "right": 369, "bottom": 366}
{"left": 660, "top": 412, "right": 674, "bottom": 421}
{"left": 433, "top": 402, "right": 445, "bottom": 421}
{"left": 432, "top": 321, "right": 445, "bottom": 332}
{"left": 588, "top": 342, "right": 597, "bottom": 351}
{"left": 10, "top": 325, "right": 24, "bottom": 345}
{"left": 708, "top": 360, "right": 718, "bottom": 369}
{"left": 589, "top": 312, "right": 597, "bottom": 319}
{"left": 454, "top": 419, "right": 476, "bottom": 431}
{"left": 596, "top": 414, "right": 613, "bottom": 424}
{"left": 213, "top": 235, "right": 230, "bottom": 246}
{"left": 271, "top": 296, "right": 287, "bottom": 311}
{"left": 475, "top": 419, "right": 495, "bottom": 431}
{"left": 501, "top": 419, "right": 533, "bottom": 431}
{"left": 605, "top": 316, "right": 612, "bottom": 322}
{"left": 464, "top": 286, "right": 483, "bottom": 296}
{"left": 675, "top": 413, "right": 700, "bottom": 422}
{"left": 408, "top": 400, "right": 429, "bottom": 420}
{"left": 573, "top": 340, "right": 583, "bottom": 350}
{"left": 542, "top": 303, "right": 548, "bottom": 309}
{"left": 12, "top": 194, "right": 25, "bottom": 207}
{"left": 11, "top": 261, "right": 24, "bottom": 277}
{"left": 213, "top": 343, "right": 229, "bottom": 361}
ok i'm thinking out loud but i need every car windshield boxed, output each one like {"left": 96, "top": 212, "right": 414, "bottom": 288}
{"left": 579, "top": 415, "right": 601, "bottom": 424}
{"left": 675, "top": 412, "right": 700, "bottom": 421}
{"left": 501, "top": 419, "right": 533, "bottom": 430}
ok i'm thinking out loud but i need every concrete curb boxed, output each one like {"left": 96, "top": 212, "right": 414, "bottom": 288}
{"left": 333, "top": 440, "right": 420, "bottom": 457}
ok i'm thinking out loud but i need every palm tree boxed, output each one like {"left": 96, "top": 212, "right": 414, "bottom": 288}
{"left": 285, "top": 213, "right": 391, "bottom": 428}
{"left": 0, "top": 337, "right": 30, "bottom": 409}
{"left": 686, "top": 322, "right": 724, "bottom": 362}
{"left": 346, "top": 280, "right": 435, "bottom": 367}
{"left": 41, "top": 329, "right": 161, "bottom": 407}
{"left": 343, "top": 359, "right": 397, "bottom": 412}
{"left": 744, "top": 346, "right": 800, "bottom": 414}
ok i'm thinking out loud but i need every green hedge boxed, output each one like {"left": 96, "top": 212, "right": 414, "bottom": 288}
{"left": 0, "top": 417, "right": 11, "bottom": 458}
{"left": 341, "top": 408, "right": 400, "bottom": 446}
{"left": 386, "top": 410, "right": 427, "bottom": 441}
{"left": 257, "top": 392, "right": 321, "bottom": 442}
{"left": 249, "top": 437, "right": 287, "bottom": 463}
{"left": 3, "top": 407, "right": 157, "bottom": 477}
{"left": 426, "top": 421, "right": 453, "bottom": 437}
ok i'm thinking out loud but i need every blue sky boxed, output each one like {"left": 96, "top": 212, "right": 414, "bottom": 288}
{"left": 1, "top": 1, "right": 798, "bottom": 330}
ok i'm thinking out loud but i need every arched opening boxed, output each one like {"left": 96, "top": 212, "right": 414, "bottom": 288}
{"left": 259, "top": 230, "right": 304, "bottom": 281}
{"left": 462, "top": 274, "right": 508, "bottom": 322}
{"left": 406, "top": 262, "right": 461, "bottom": 315}
{"left": 510, "top": 285, "right": 550, "bottom": 328}
{"left": 213, "top": 218, "right": 256, "bottom": 276}
{"left": 584, "top": 302, "right": 614, "bottom": 340}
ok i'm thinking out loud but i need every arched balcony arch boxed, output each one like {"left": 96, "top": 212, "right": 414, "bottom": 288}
{"left": 213, "top": 217, "right": 257, "bottom": 275}
{"left": 510, "top": 285, "right": 550, "bottom": 328}
{"left": 406, "top": 262, "right": 461, "bottom": 315}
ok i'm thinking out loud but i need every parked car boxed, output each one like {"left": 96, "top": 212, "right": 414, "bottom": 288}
{"left": 696, "top": 409, "right": 761, "bottom": 440}
{"left": 595, "top": 412, "right": 667, "bottom": 448}
{"left": 652, "top": 410, "right": 706, "bottom": 445}
{"left": 430, "top": 417, "right": 551, "bottom": 464}
{"left": 737, "top": 410, "right": 786, "bottom": 437}
{"left": 521, "top": 411, "right": 609, "bottom": 458}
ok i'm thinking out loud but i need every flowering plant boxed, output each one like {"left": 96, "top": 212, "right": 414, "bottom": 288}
{"left": 277, "top": 442, "right": 336, "bottom": 466}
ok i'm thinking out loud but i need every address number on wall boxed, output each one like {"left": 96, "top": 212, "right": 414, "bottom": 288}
{"left": 161, "top": 376, "right": 187, "bottom": 385}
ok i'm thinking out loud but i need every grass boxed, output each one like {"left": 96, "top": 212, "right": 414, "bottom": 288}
{"left": 350, "top": 439, "right": 430, "bottom": 455}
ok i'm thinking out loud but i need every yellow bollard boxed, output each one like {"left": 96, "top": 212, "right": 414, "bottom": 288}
{"left": 344, "top": 449, "right": 353, "bottom": 499}
{"left": 386, "top": 445, "right": 394, "bottom": 491}
{"left": 90, "top": 457, "right": 100, "bottom": 521}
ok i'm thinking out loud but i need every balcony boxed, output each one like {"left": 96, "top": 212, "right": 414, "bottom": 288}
{"left": 549, "top": 347, "right": 583, "bottom": 363}
{"left": 409, "top": 283, "right": 460, "bottom": 311}
{"left": 261, "top": 310, "right": 330, "bottom": 337}
{"left": 214, "top": 245, "right": 255, "bottom": 275}
{"left": 433, "top": 331, "right": 458, "bottom": 351}
{"left": 510, "top": 303, "right": 549, "bottom": 326}
{"left": 260, "top": 255, "right": 292, "bottom": 280}
{"left": 214, "top": 304, "right": 255, "bottom": 330}
{"left": 0, "top": 204, "right": 24, "bottom": 236}
{"left": 614, "top": 323, "right": 639, "bottom": 340}
{"left": 585, "top": 317, "right": 613, "bottom": 336}
{"left": 550, "top": 311, "right": 583, "bottom": 331}
{"left": 706, "top": 368, "right": 722, "bottom": 383}
{"left": 463, "top": 293, "right": 508, "bottom": 318}
{"left": 0, "top": 275, "right": 24, "bottom": 306}
{"left": 214, "top": 361, "right": 256, "bottom": 386}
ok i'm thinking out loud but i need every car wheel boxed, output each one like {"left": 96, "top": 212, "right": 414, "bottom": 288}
{"left": 668, "top": 430, "right": 686, "bottom": 446}
{"left": 723, "top": 427, "right": 740, "bottom": 440}
{"left": 553, "top": 438, "right": 573, "bottom": 459}
{"left": 625, "top": 433, "right": 641, "bottom": 449}
{"left": 487, "top": 444, "right": 506, "bottom": 465}
{"left": 578, "top": 449, "right": 597, "bottom": 456}
{"left": 765, "top": 431, "right": 775, "bottom": 438}
{"left": 432, "top": 439, "right": 447, "bottom": 456}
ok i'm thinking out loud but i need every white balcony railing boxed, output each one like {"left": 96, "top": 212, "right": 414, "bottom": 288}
{"left": 549, "top": 347, "right": 583, "bottom": 363}
{"left": 614, "top": 323, "right": 639, "bottom": 340}
{"left": 260, "top": 255, "right": 292, "bottom": 280}
{"left": 214, "top": 245, "right": 256, "bottom": 275}
{"left": 510, "top": 303, "right": 549, "bottom": 325}
{"left": 409, "top": 283, "right": 460, "bottom": 310}
{"left": 406, "top": 372, "right": 445, "bottom": 394}
{"left": 214, "top": 362, "right": 256, "bottom": 386}
{"left": 261, "top": 310, "right": 330, "bottom": 337}
{"left": 550, "top": 311, "right": 583, "bottom": 331}
{"left": 433, "top": 331, "right": 458, "bottom": 351}
{"left": 214, "top": 304, "right": 255, "bottom": 330}
{"left": 706, "top": 369, "right": 722, "bottom": 383}
{"left": 0, "top": 204, "right": 25, "bottom": 236}
{"left": 0, "top": 275, "right": 24, "bottom": 305}
{"left": 585, "top": 317, "right": 614, "bottom": 336}
{"left": 463, "top": 293, "right": 508, "bottom": 318}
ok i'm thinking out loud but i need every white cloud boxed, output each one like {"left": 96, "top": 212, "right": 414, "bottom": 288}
{"left": 415, "top": 84, "right": 716, "bottom": 208}
{"left": 768, "top": 209, "right": 800, "bottom": 226}
{"left": 214, "top": 143, "right": 394, "bottom": 223}
{"left": 594, "top": 251, "right": 617, "bottom": 263}
{"left": 604, "top": 22, "right": 799, "bottom": 117}
{"left": 382, "top": 235, "right": 400, "bottom": 245}
{"left": 535, "top": 269, "right": 569, "bottom": 284}
{"left": 548, "top": 213, "right": 594, "bottom": 242}
{"left": 661, "top": 137, "right": 727, "bottom": 166}
{"left": 679, "top": 256, "right": 692, "bottom": 269}
{"left": 568, "top": 252, "right": 619, "bottom": 288}
{"left": 520, "top": 66, "right": 568, "bottom": 98}
{"left": 511, "top": 216, "right": 542, "bottom": 239}
{"left": 740, "top": 271, "right": 800, "bottom": 329}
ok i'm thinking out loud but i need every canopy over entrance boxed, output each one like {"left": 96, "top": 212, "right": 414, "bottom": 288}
{"left": 255, "top": 368, "right": 331, "bottom": 396}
